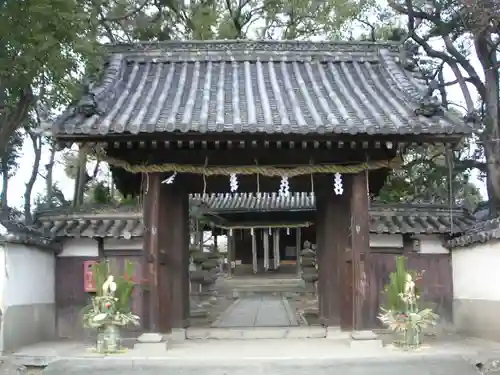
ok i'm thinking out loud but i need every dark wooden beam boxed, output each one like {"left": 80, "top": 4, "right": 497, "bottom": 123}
{"left": 143, "top": 175, "right": 190, "bottom": 333}
{"left": 315, "top": 197, "right": 325, "bottom": 324}
{"left": 316, "top": 177, "right": 352, "bottom": 327}
{"left": 111, "top": 166, "right": 389, "bottom": 198}
{"left": 142, "top": 173, "right": 163, "bottom": 332}
{"left": 350, "top": 172, "right": 371, "bottom": 330}
{"left": 57, "top": 131, "right": 464, "bottom": 147}
{"left": 165, "top": 186, "right": 190, "bottom": 329}
{"left": 105, "top": 142, "right": 396, "bottom": 166}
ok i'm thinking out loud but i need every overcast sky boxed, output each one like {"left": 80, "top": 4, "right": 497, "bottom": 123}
{"left": 3, "top": 19, "right": 488, "bottom": 210}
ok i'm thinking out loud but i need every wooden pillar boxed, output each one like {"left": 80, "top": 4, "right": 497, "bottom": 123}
{"left": 295, "top": 228, "right": 302, "bottom": 276}
{"left": 263, "top": 229, "right": 270, "bottom": 271}
{"left": 251, "top": 229, "right": 258, "bottom": 274}
{"left": 213, "top": 234, "right": 218, "bottom": 252}
{"left": 316, "top": 179, "right": 350, "bottom": 327}
{"left": 143, "top": 173, "right": 163, "bottom": 332}
{"left": 273, "top": 229, "right": 280, "bottom": 269}
{"left": 142, "top": 174, "right": 190, "bottom": 333}
{"left": 227, "top": 230, "right": 233, "bottom": 276}
{"left": 350, "top": 172, "right": 370, "bottom": 330}
{"left": 316, "top": 198, "right": 325, "bottom": 321}
{"left": 167, "top": 187, "right": 190, "bottom": 329}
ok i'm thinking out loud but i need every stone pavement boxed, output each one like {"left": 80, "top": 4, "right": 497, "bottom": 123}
{"left": 212, "top": 296, "right": 298, "bottom": 327}
{"left": 40, "top": 356, "right": 480, "bottom": 375}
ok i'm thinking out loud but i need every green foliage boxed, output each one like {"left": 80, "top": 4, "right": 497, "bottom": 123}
{"left": 0, "top": 0, "right": 101, "bottom": 153}
{"left": 0, "top": 130, "right": 23, "bottom": 176}
{"left": 382, "top": 256, "right": 422, "bottom": 312}
{"left": 114, "top": 261, "right": 137, "bottom": 313}
{"left": 377, "top": 145, "right": 483, "bottom": 210}
{"left": 91, "top": 182, "right": 114, "bottom": 205}
{"left": 33, "top": 183, "right": 69, "bottom": 210}
{"left": 91, "top": 260, "right": 137, "bottom": 312}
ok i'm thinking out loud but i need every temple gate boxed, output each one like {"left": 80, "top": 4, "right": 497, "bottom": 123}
{"left": 46, "top": 40, "right": 473, "bottom": 333}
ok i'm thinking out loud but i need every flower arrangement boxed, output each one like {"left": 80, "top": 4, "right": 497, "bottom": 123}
{"left": 82, "top": 261, "right": 140, "bottom": 353}
{"left": 378, "top": 256, "right": 438, "bottom": 349}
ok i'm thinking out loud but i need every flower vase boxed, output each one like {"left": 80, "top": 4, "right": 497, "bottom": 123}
{"left": 403, "top": 326, "right": 421, "bottom": 348}
{"left": 102, "top": 324, "right": 121, "bottom": 353}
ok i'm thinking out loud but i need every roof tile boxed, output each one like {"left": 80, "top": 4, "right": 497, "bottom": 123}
{"left": 51, "top": 40, "right": 473, "bottom": 137}
{"left": 34, "top": 193, "right": 475, "bottom": 238}
{"left": 446, "top": 217, "right": 500, "bottom": 248}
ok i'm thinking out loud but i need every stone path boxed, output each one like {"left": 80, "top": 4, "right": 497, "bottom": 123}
{"left": 212, "top": 296, "right": 298, "bottom": 328}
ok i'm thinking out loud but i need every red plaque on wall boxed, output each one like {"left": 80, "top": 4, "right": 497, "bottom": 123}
{"left": 83, "top": 261, "right": 97, "bottom": 292}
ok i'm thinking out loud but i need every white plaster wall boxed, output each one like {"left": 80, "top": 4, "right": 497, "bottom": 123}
{"left": 62, "top": 234, "right": 450, "bottom": 256}
{"left": 3, "top": 244, "right": 55, "bottom": 306}
{"left": 452, "top": 240, "right": 500, "bottom": 340}
{"left": 60, "top": 238, "right": 99, "bottom": 257}
{"left": 418, "top": 235, "right": 449, "bottom": 254}
{"left": 369, "top": 234, "right": 403, "bottom": 248}
{"left": 452, "top": 241, "right": 500, "bottom": 301}
{"left": 103, "top": 234, "right": 406, "bottom": 250}
{"left": 103, "top": 238, "right": 142, "bottom": 251}
{"left": 0, "top": 243, "right": 56, "bottom": 353}
{"left": 0, "top": 244, "right": 6, "bottom": 354}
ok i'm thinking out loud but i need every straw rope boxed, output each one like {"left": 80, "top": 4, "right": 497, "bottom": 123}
{"left": 94, "top": 149, "right": 402, "bottom": 177}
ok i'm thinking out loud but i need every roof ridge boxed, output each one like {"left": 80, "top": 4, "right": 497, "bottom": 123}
{"left": 105, "top": 39, "right": 402, "bottom": 54}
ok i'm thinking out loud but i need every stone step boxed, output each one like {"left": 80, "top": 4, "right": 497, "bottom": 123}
{"left": 217, "top": 289, "right": 305, "bottom": 298}
{"left": 185, "top": 327, "right": 339, "bottom": 340}
{"left": 216, "top": 277, "right": 304, "bottom": 287}
{"left": 41, "top": 356, "right": 480, "bottom": 375}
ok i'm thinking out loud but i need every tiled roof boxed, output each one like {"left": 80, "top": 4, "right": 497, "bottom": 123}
{"left": 0, "top": 216, "right": 58, "bottom": 250}
{"left": 50, "top": 40, "right": 473, "bottom": 137}
{"left": 33, "top": 193, "right": 476, "bottom": 238}
{"left": 446, "top": 217, "right": 500, "bottom": 248}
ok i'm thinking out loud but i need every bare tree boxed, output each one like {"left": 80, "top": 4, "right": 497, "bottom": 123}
{"left": 388, "top": 0, "right": 499, "bottom": 215}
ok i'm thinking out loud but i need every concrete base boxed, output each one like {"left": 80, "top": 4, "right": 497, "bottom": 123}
{"left": 169, "top": 329, "right": 186, "bottom": 341}
{"left": 2, "top": 303, "right": 56, "bottom": 354}
{"left": 349, "top": 330, "right": 383, "bottom": 349}
{"left": 351, "top": 330, "right": 378, "bottom": 340}
{"left": 454, "top": 299, "right": 500, "bottom": 341}
{"left": 34, "top": 352, "right": 484, "bottom": 375}
{"left": 133, "top": 342, "right": 168, "bottom": 351}
{"left": 350, "top": 339, "right": 383, "bottom": 349}
{"left": 137, "top": 333, "right": 163, "bottom": 343}
{"left": 190, "top": 309, "right": 209, "bottom": 318}
{"left": 326, "top": 326, "right": 350, "bottom": 340}
{"left": 186, "top": 327, "right": 327, "bottom": 340}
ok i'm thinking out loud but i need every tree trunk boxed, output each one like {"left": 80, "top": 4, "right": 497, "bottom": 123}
{"left": 24, "top": 132, "right": 42, "bottom": 223}
{"left": 72, "top": 149, "right": 88, "bottom": 207}
{"left": 45, "top": 141, "right": 56, "bottom": 207}
{"left": 476, "top": 34, "right": 500, "bottom": 216}
{"left": 0, "top": 88, "right": 33, "bottom": 159}
{"left": 1, "top": 159, "right": 8, "bottom": 211}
